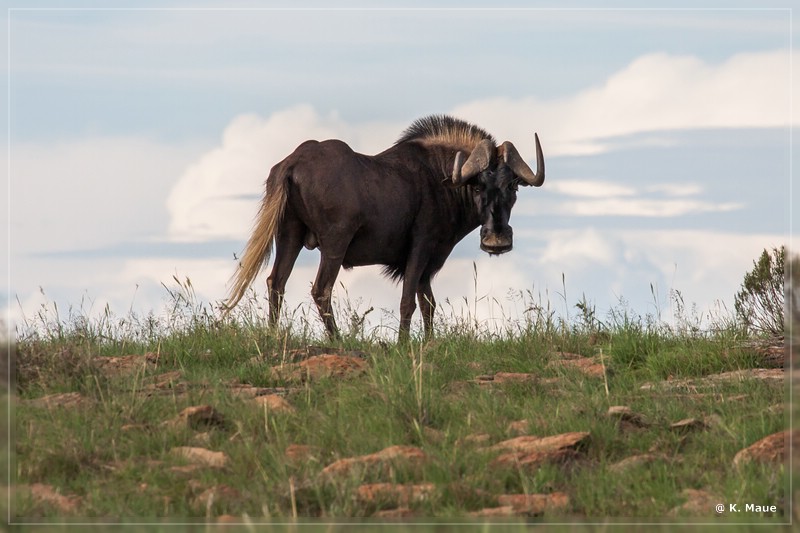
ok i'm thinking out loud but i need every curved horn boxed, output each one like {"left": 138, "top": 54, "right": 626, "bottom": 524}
{"left": 452, "top": 139, "right": 494, "bottom": 186}
{"left": 502, "top": 133, "right": 544, "bottom": 187}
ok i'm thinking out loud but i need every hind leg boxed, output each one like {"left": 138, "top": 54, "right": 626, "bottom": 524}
{"left": 311, "top": 251, "right": 345, "bottom": 339}
{"left": 311, "top": 230, "right": 356, "bottom": 339}
{"left": 266, "top": 215, "right": 305, "bottom": 328}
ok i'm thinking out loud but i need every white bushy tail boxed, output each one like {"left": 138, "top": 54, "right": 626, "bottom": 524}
{"left": 223, "top": 170, "right": 288, "bottom": 312}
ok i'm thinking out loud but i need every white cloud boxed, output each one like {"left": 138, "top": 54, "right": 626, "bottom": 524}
{"left": 5, "top": 136, "right": 208, "bottom": 329}
{"left": 548, "top": 179, "right": 637, "bottom": 198}
{"left": 166, "top": 107, "right": 345, "bottom": 242}
{"left": 525, "top": 228, "right": 786, "bottom": 325}
{"left": 556, "top": 198, "right": 743, "bottom": 218}
{"left": 616, "top": 231, "right": 785, "bottom": 287}
{"left": 7, "top": 137, "right": 206, "bottom": 255}
{"left": 165, "top": 105, "right": 401, "bottom": 242}
{"left": 646, "top": 183, "right": 704, "bottom": 197}
{"left": 538, "top": 228, "right": 618, "bottom": 268}
{"left": 519, "top": 179, "right": 737, "bottom": 219}
{"left": 451, "top": 49, "right": 793, "bottom": 157}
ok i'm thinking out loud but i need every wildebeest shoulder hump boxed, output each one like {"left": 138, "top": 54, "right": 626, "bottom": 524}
{"left": 395, "top": 114, "right": 496, "bottom": 152}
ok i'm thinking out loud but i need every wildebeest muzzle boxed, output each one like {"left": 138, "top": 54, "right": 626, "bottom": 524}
{"left": 480, "top": 225, "right": 513, "bottom": 255}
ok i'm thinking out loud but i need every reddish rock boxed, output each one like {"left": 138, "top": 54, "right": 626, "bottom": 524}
{"left": 254, "top": 394, "right": 296, "bottom": 414}
{"left": 497, "top": 492, "right": 570, "bottom": 515}
{"left": 734, "top": 429, "right": 797, "bottom": 468}
{"left": 356, "top": 483, "right": 435, "bottom": 505}
{"left": 506, "top": 419, "right": 531, "bottom": 436}
{"left": 120, "top": 423, "right": 150, "bottom": 432}
{"left": 488, "top": 432, "right": 589, "bottom": 454}
{"left": 469, "top": 505, "right": 516, "bottom": 517}
{"left": 608, "top": 453, "right": 666, "bottom": 473}
{"left": 641, "top": 368, "right": 784, "bottom": 392}
{"left": 25, "top": 392, "right": 90, "bottom": 409}
{"left": 492, "top": 448, "right": 577, "bottom": 470}
{"left": 723, "top": 394, "right": 749, "bottom": 402}
{"left": 320, "top": 445, "right": 427, "bottom": 478}
{"left": 487, "top": 432, "right": 590, "bottom": 471}
{"left": 607, "top": 406, "right": 650, "bottom": 428}
{"left": 270, "top": 345, "right": 368, "bottom": 363}
{"left": 456, "top": 433, "right": 492, "bottom": 447}
{"left": 169, "top": 464, "right": 205, "bottom": 475}
{"left": 227, "top": 383, "right": 294, "bottom": 398}
{"left": 755, "top": 344, "right": 785, "bottom": 368}
{"left": 713, "top": 368, "right": 784, "bottom": 383}
{"left": 493, "top": 372, "right": 538, "bottom": 384}
{"left": 27, "top": 483, "right": 83, "bottom": 513}
{"left": 272, "top": 354, "right": 369, "bottom": 382}
{"left": 163, "top": 405, "right": 227, "bottom": 430}
{"left": 170, "top": 446, "right": 229, "bottom": 469}
{"left": 420, "top": 426, "right": 446, "bottom": 444}
{"left": 471, "top": 372, "right": 538, "bottom": 386}
{"left": 191, "top": 431, "right": 212, "bottom": 447}
{"left": 285, "top": 444, "right": 321, "bottom": 464}
{"left": 190, "top": 484, "right": 242, "bottom": 512}
{"left": 549, "top": 352, "right": 607, "bottom": 378}
{"left": 487, "top": 435, "right": 542, "bottom": 454}
{"left": 669, "top": 418, "right": 709, "bottom": 433}
{"left": 94, "top": 352, "right": 160, "bottom": 376}
{"left": 540, "top": 377, "right": 562, "bottom": 386}
{"left": 557, "top": 352, "right": 589, "bottom": 360}
{"left": 148, "top": 370, "right": 184, "bottom": 389}
{"left": 373, "top": 507, "right": 417, "bottom": 518}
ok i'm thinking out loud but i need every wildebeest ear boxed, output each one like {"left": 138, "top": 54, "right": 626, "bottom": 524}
{"left": 452, "top": 139, "right": 494, "bottom": 186}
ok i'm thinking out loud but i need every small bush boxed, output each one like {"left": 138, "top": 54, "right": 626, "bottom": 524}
{"left": 734, "top": 246, "right": 785, "bottom": 336}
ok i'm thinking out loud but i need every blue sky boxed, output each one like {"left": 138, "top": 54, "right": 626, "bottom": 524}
{"left": 3, "top": 2, "right": 797, "bottom": 338}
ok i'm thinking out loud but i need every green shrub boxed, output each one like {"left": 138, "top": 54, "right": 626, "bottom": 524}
{"left": 734, "top": 246, "right": 785, "bottom": 336}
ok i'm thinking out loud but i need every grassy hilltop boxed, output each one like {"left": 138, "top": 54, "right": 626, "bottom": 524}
{"left": 4, "top": 257, "right": 794, "bottom": 530}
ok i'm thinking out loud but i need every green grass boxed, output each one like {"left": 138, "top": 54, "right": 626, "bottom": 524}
{"left": 5, "top": 279, "right": 791, "bottom": 529}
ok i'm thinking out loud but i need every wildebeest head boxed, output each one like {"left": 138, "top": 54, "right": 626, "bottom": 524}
{"left": 451, "top": 135, "right": 545, "bottom": 254}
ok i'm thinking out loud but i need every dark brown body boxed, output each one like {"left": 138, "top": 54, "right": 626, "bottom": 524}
{"left": 224, "top": 115, "right": 544, "bottom": 340}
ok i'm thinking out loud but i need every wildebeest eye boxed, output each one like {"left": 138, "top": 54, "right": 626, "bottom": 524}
{"left": 472, "top": 184, "right": 485, "bottom": 194}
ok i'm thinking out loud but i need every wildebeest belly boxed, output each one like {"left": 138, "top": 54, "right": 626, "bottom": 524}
{"left": 341, "top": 225, "right": 411, "bottom": 268}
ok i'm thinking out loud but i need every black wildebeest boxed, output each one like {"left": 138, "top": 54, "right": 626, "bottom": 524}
{"left": 224, "top": 115, "right": 544, "bottom": 340}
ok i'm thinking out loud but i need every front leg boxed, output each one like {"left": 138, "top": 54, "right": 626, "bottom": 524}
{"left": 417, "top": 276, "right": 436, "bottom": 339}
{"left": 398, "top": 290, "right": 416, "bottom": 343}
{"left": 398, "top": 244, "right": 435, "bottom": 342}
